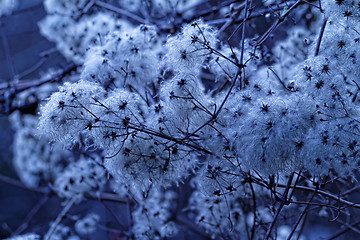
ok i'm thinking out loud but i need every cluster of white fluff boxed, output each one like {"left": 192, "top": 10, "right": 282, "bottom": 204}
{"left": 132, "top": 187, "right": 179, "bottom": 239}
{"left": 38, "top": 80, "right": 106, "bottom": 143}
{"left": 288, "top": 7, "right": 360, "bottom": 176}
{"left": 163, "top": 20, "right": 218, "bottom": 75}
{"left": 6, "top": 0, "right": 360, "bottom": 239}
{"left": 74, "top": 213, "right": 100, "bottom": 235}
{"left": 117, "top": 0, "right": 204, "bottom": 18}
{"left": 156, "top": 73, "right": 214, "bottom": 137}
{"left": 39, "top": 12, "right": 131, "bottom": 64}
{"left": 81, "top": 25, "right": 159, "bottom": 90}
{"left": 189, "top": 189, "right": 246, "bottom": 239}
{"left": 53, "top": 157, "right": 106, "bottom": 201}
{"left": 194, "top": 0, "right": 360, "bottom": 178}
{"left": 10, "top": 112, "right": 72, "bottom": 187}
{"left": 323, "top": 0, "right": 360, "bottom": 24}
{"left": 5, "top": 233, "right": 40, "bottom": 240}
{"left": 224, "top": 92, "right": 316, "bottom": 175}
{"left": 44, "top": 223, "right": 80, "bottom": 240}
{"left": 0, "top": 0, "right": 17, "bottom": 17}
{"left": 188, "top": 170, "right": 302, "bottom": 239}
{"left": 43, "top": 0, "right": 87, "bottom": 15}
{"left": 39, "top": 20, "right": 221, "bottom": 190}
{"left": 37, "top": 0, "right": 360, "bottom": 188}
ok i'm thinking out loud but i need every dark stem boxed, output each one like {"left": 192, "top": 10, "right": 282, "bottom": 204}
{"left": 94, "top": 1, "right": 146, "bottom": 23}
{"left": 12, "top": 194, "right": 49, "bottom": 236}
{"left": 249, "top": 181, "right": 257, "bottom": 240}
{"left": 263, "top": 172, "right": 295, "bottom": 240}
{"left": 256, "top": 0, "right": 302, "bottom": 47}
{"left": 0, "top": 173, "right": 49, "bottom": 194}
{"left": 314, "top": 17, "right": 327, "bottom": 56}
{"left": 286, "top": 185, "right": 318, "bottom": 239}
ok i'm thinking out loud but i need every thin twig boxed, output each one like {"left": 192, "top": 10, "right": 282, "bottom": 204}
{"left": 176, "top": 215, "right": 212, "bottom": 239}
{"left": 206, "top": 2, "right": 296, "bottom": 25}
{"left": 128, "top": 124, "right": 213, "bottom": 155}
{"left": 314, "top": 17, "right": 327, "bottom": 56}
{"left": 287, "top": 170, "right": 302, "bottom": 203}
{"left": 216, "top": 2, "right": 246, "bottom": 37}
{"left": 94, "top": 1, "right": 146, "bottom": 23}
{"left": 327, "top": 220, "right": 360, "bottom": 240}
{"left": 0, "top": 173, "right": 49, "bottom": 194}
{"left": 256, "top": 0, "right": 302, "bottom": 47}
{"left": 240, "top": 0, "right": 250, "bottom": 69}
{"left": 249, "top": 181, "right": 257, "bottom": 240}
{"left": 186, "top": 0, "right": 239, "bottom": 22}
{"left": 215, "top": 70, "right": 241, "bottom": 117}
{"left": 289, "top": 200, "right": 344, "bottom": 209}
{"left": 268, "top": 67, "right": 291, "bottom": 92}
{"left": 100, "top": 201, "right": 129, "bottom": 233}
{"left": 295, "top": 212, "right": 308, "bottom": 240}
{"left": 286, "top": 185, "right": 318, "bottom": 239}
{"left": 341, "top": 185, "right": 360, "bottom": 196}
{"left": 263, "top": 173, "right": 295, "bottom": 240}
{"left": 276, "top": 184, "right": 360, "bottom": 209}
{"left": 45, "top": 197, "right": 76, "bottom": 240}
{"left": 12, "top": 194, "right": 49, "bottom": 236}
{"left": 335, "top": 219, "right": 360, "bottom": 235}
{"left": 83, "top": 0, "right": 96, "bottom": 13}
{"left": 1, "top": 18, "right": 15, "bottom": 79}
{"left": 86, "top": 192, "right": 128, "bottom": 204}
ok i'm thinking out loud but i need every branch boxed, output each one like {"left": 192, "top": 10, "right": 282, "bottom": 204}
{"left": 0, "top": 64, "right": 79, "bottom": 115}
{"left": 335, "top": 219, "right": 360, "bottom": 235}
{"left": 175, "top": 215, "right": 212, "bottom": 239}
{"left": 268, "top": 67, "right": 292, "bottom": 92}
{"left": 94, "top": 1, "right": 146, "bottom": 24}
{"left": 277, "top": 184, "right": 360, "bottom": 209}
{"left": 249, "top": 181, "right": 257, "bottom": 240}
{"left": 0, "top": 173, "right": 129, "bottom": 206}
{"left": 327, "top": 220, "right": 360, "bottom": 240}
{"left": 0, "top": 173, "right": 49, "bottom": 194}
{"left": 45, "top": 197, "right": 76, "bottom": 240}
{"left": 87, "top": 192, "right": 128, "bottom": 204}
{"left": 12, "top": 194, "right": 49, "bottom": 236}
{"left": 263, "top": 172, "right": 295, "bottom": 240}
{"left": 314, "top": 17, "right": 327, "bottom": 56}
{"left": 186, "top": 0, "right": 240, "bottom": 22}
{"left": 216, "top": 2, "right": 246, "bottom": 37}
{"left": 1, "top": 18, "right": 15, "bottom": 79}
{"left": 256, "top": 0, "right": 302, "bottom": 47}
{"left": 128, "top": 124, "right": 213, "bottom": 155}
{"left": 286, "top": 185, "right": 318, "bottom": 240}
{"left": 206, "top": 2, "right": 296, "bottom": 25}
